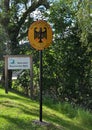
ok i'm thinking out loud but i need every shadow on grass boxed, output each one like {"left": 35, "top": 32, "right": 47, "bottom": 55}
{"left": 0, "top": 88, "right": 88, "bottom": 130}
{"left": 0, "top": 93, "right": 31, "bottom": 102}
{"left": 0, "top": 115, "right": 64, "bottom": 130}
{"left": 0, "top": 115, "right": 37, "bottom": 130}
{"left": 0, "top": 100, "right": 85, "bottom": 130}
{"left": 0, "top": 98, "right": 64, "bottom": 130}
{"left": 43, "top": 111, "right": 85, "bottom": 130}
{"left": 0, "top": 99, "right": 39, "bottom": 117}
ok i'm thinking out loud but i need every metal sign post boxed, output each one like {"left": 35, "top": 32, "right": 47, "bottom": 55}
{"left": 28, "top": 20, "right": 53, "bottom": 122}
{"left": 5, "top": 56, "right": 8, "bottom": 93}
{"left": 39, "top": 50, "right": 42, "bottom": 122}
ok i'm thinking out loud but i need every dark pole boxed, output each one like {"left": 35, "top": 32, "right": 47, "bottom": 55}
{"left": 5, "top": 56, "right": 8, "bottom": 94}
{"left": 39, "top": 50, "right": 43, "bottom": 122}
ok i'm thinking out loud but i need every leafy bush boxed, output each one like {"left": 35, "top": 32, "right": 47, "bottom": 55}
{"left": 13, "top": 70, "right": 30, "bottom": 96}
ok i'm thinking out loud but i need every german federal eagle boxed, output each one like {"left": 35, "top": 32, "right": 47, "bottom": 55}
{"left": 34, "top": 27, "right": 47, "bottom": 43}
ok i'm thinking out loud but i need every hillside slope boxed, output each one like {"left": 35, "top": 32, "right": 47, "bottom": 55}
{"left": 0, "top": 87, "right": 92, "bottom": 130}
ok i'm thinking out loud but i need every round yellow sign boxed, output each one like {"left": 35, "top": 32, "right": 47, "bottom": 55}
{"left": 28, "top": 20, "right": 53, "bottom": 50}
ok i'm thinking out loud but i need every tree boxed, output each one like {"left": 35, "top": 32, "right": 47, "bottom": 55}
{"left": 0, "top": 0, "right": 49, "bottom": 88}
{"left": 43, "top": 0, "right": 92, "bottom": 108}
{"left": 0, "top": 0, "right": 49, "bottom": 53}
{"left": 0, "top": 24, "right": 8, "bottom": 58}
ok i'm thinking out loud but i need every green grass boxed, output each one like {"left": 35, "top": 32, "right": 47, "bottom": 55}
{"left": 0, "top": 87, "right": 92, "bottom": 130}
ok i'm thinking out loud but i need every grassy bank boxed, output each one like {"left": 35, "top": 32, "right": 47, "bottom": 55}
{"left": 0, "top": 87, "right": 92, "bottom": 130}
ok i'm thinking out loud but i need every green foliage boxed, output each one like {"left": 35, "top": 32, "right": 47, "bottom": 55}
{"left": 0, "top": 0, "right": 49, "bottom": 89}
{"left": 43, "top": 0, "right": 92, "bottom": 109}
{"left": 77, "top": 109, "right": 92, "bottom": 129}
{"left": 57, "top": 102, "right": 77, "bottom": 118}
{"left": 0, "top": 0, "right": 92, "bottom": 110}
{"left": 76, "top": 0, "right": 92, "bottom": 45}
{"left": 0, "top": 0, "right": 49, "bottom": 54}
{"left": 12, "top": 70, "right": 30, "bottom": 96}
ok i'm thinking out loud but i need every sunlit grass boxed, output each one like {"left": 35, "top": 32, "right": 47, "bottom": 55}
{"left": 0, "top": 86, "right": 92, "bottom": 130}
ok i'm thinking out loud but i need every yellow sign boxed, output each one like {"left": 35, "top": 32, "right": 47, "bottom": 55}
{"left": 28, "top": 20, "right": 53, "bottom": 50}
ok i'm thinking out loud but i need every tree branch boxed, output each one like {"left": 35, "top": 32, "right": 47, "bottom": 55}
{"left": 17, "top": 0, "right": 49, "bottom": 32}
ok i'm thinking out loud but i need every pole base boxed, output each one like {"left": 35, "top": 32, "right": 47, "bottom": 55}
{"left": 33, "top": 120, "right": 51, "bottom": 126}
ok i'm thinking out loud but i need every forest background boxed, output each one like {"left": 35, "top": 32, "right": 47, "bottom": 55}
{"left": 0, "top": 0, "right": 92, "bottom": 110}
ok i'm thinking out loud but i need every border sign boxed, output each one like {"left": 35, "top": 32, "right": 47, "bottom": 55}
{"left": 28, "top": 20, "right": 53, "bottom": 50}
{"left": 28, "top": 20, "right": 53, "bottom": 122}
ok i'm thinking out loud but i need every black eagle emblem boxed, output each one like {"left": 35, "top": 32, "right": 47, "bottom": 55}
{"left": 34, "top": 27, "right": 47, "bottom": 43}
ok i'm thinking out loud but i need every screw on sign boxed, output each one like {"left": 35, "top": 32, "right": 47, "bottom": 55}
{"left": 28, "top": 20, "right": 53, "bottom": 50}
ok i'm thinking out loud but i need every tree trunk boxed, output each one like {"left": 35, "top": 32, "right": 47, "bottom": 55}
{"left": 8, "top": 70, "right": 12, "bottom": 89}
{"left": 1, "top": 68, "right": 5, "bottom": 86}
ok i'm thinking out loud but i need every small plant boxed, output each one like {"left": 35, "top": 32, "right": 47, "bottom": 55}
{"left": 13, "top": 70, "right": 30, "bottom": 96}
{"left": 77, "top": 109, "right": 92, "bottom": 129}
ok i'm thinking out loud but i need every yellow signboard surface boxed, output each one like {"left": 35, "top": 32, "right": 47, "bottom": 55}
{"left": 28, "top": 20, "right": 53, "bottom": 50}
